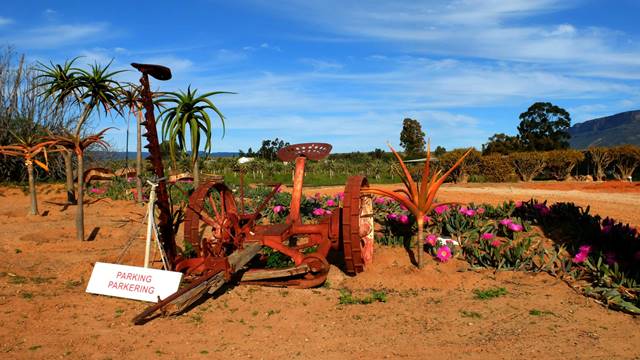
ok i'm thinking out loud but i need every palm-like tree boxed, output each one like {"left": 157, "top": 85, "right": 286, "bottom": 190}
{"left": 117, "top": 83, "right": 144, "bottom": 202}
{"left": 0, "top": 132, "right": 56, "bottom": 215}
{"left": 36, "top": 57, "right": 81, "bottom": 204}
{"left": 365, "top": 142, "right": 472, "bottom": 268}
{"left": 158, "top": 86, "right": 232, "bottom": 187}
{"left": 37, "top": 59, "right": 123, "bottom": 241}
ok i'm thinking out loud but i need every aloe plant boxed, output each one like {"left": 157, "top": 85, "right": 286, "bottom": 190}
{"left": 0, "top": 132, "right": 56, "bottom": 215}
{"left": 365, "top": 142, "right": 472, "bottom": 267}
{"left": 158, "top": 86, "right": 233, "bottom": 186}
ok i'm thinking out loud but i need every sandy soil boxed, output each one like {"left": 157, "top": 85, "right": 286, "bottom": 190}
{"left": 1, "top": 181, "right": 639, "bottom": 360}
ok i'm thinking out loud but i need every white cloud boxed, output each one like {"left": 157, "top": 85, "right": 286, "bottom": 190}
{"left": 4, "top": 23, "right": 110, "bottom": 49}
{"left": 0, "top": 16, "right": 14, "bottom": 26}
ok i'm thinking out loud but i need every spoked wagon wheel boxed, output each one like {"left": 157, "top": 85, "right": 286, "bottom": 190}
{"left": 342, "top": 176, "right": 375, "bottom": 275}
{"left": 183, "top": 181, "right": 241, "bottom": 259}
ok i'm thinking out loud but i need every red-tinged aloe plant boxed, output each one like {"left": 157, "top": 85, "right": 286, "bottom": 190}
{"left": 0, "top": 132, "right": 57, "bottom": 215}
{"left": 365, "top": 142, "right": 473, "bottom": 268}
{"left": 47, "top": 128, "right": 111, "bottom": 241}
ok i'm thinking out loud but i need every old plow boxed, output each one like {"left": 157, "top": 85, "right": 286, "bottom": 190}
{"left": 130, "top": 63, "right": 374, "bottom": 324}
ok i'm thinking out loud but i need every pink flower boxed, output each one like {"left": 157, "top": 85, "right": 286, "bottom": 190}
{"left": 399, "top": 204, "right": 408, "bottom": 211}
{"left": 273, "top": 205, "right": 285, "bottom": 214}
{"left": 336, "top": 192, "right": 344, "bottom": 201}
{"left": 490, "top": 239, "right": 502, "bottom": 247}
{"left": 458, "top": 206, "right": 468, "bottom": 214}
{"left": 374, "top": 197, "right": 386, "bottom": 205}
{"left": 314, "top": 192, "right": 321, "bottom": 199}
{"left": 398, "top": 215, "right": 409, "bottom": 224}
{"left": 423, "top": 215, "right": 432, "bottom": 224}
{"left": 477, "top": 208, "right": 485, "bottom": 215}
{"left": 508, "top": 223, "right": 524, "bottom": 232}
{"left": 573, "top": 251, "right": 588, "bottom": 263}
{"left": 425, "top": 234, "right": 437, "bottom": 246}
{"left": 325, "top": 210, "right": 332, "bottom": 215}
{"left": 534, "top": 204, "right": 550, "bottom": 216}
{"left": 578, "top": 245, "right": 592, "bottom": 254}
{"left": 480, "top": 233, "right": 495, "bottom": 240}
{"left": 312, "top": 208, "right": 326, "bottom": 216}
{"left": 434, "top": 205, "right": 450, "bottom": 215}
{"left": 127, "top": 177, "right": 135, "bottom": 183}
{"left": 326, "top": 199, "right": 336, "bottom": 207}
{"left": 464, "top": 209, "right": 477, "bottom": 217}
{"left": 90, "top": 188, "right": 106, "bottom": 194}
{"left": 499, "top": 218, "right": 513, "bottom": 226}
{"left": 387, "top": 213, "right": 398, "bottom": 221}
{"left": 515, "top": 201, "right": 523, "bottom": 208}
{"left": 436, "top": 246, "right": 452, "bottom": 262}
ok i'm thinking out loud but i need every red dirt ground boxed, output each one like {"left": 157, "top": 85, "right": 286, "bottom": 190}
{"left": 1, "top": 182, "right": 639, "bottom": 359}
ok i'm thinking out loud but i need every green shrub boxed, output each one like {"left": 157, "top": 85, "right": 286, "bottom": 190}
{"left": 479, "top": 154, "right": 516, "bottom": 182}
{"left": 545, "top": 149, "right": 584, "bottom": 180}
{"left": 510, "top": 151, "right": 546, "bottom": 181}
{"left": 586, "top": 147, "right": 613, "bottom": 181}
{"left": 439, "top": 148, "right": 481, "bottom": 183}
{"left": 609, "top": 145, "right": 640, "bottom": 180}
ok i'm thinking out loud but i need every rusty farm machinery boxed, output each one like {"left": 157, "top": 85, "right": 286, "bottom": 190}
{"left": 129, "top": 63, "right": 374, "bottom": 324}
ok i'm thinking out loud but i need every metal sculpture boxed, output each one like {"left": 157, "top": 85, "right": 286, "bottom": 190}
{"left": 132, "top": 64, "right": 373, "bottom": 324}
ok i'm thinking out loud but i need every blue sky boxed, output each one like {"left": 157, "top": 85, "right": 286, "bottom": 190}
{"left": 1, "top": 0, "right": 639, "bottom": 153}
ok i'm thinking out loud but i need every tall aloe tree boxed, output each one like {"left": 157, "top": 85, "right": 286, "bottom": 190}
{"left": 0, "top": 131, "right": 56, "bottom": 215}
{"left": 37, "top": 59, "right": 123, "bottom": 241}
{"left": 36, "top": 57, "right": 80, "bottom": 204}
{"left": 117, "top": 83, "right": 144, "bottom": 202}
{"left": 158, "top": 86, "right": 232, "bottom": 187}
{"left": 365, "top": 142, "right": 472, "bottom": 268}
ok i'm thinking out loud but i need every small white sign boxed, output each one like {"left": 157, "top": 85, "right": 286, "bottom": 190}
{"left": 86, "top": 262, "right": 182, "bottom": 302}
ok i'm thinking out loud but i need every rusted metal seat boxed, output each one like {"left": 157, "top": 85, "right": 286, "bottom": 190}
{"left": 277, "top": 143, "right": 332, "bottom": 161}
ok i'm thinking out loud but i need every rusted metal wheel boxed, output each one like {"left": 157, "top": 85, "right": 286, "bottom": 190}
{"left": 342, "top": 176, "right": 374, "bottom": 275}
{"left": 183, "top": 181, "right": 240, "bottom": 258}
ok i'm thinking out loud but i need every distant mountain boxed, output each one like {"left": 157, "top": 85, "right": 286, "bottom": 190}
{"left": 569, "top": 110, "right": 640, "bottom": 149}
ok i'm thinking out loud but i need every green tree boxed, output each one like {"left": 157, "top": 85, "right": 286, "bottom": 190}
{"left": 257, "top": 138, "right": 290, "bottom": 161}
{"left": 482, "top": 133, "right": 522, "bottom": 155}
{"left": 117, "top": 83, "right": 144, "bottom": 202}
{"left": 433, "top": 146, "right": 447, "bottom": 157}
{"left": 517, "top": 102, "right": 571, "bottom": 151}
{"left": 37, "top": 59, "right": 122, "bottom": 241}
{"left": 158, "top": 86, "right": 232, "bottom": 187}
{"left": 399, "top": 118, "right": 426, "bottom": 159}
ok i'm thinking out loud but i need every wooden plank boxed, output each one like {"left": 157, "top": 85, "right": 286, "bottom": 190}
{"left": 241, "top": 264, "right": 310, "bottom": 281}
{"left": 166, "top": 242, "right": 263, "bottom": 313}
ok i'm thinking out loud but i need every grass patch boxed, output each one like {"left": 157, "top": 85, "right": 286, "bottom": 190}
{"left": 266, "top": 309, "right": 281, "bottom": 316}
{"left": 8, "top": 275, "right": 27, "bottom": 284}
{"left": 30, "top": 276, "right": 56, "bottom": 284}
{"left": 529, "top": 309, "right": 555, "bottom": 316}
{"left": 21, "top": 292, "right": 33, "bottom": 300}
{"left": 473, "top": 287, "right": 507, "bottom": 300}
{"left": 460, "top": 310, "right": 482, "bottom": 319}
{"left": 15, "top": 248, "right": 22, "bottom": 254}
{"left": 65, "top": 279, "right": 83, "bottom": 288}
{"left": 28, "top": 345, "right": 42, "bottom": 351}
{"left": 339, "top": 289, "right": 387, "bottom": 305}
{"left": 114, "top": 308, "right": 124, "bottom": 318}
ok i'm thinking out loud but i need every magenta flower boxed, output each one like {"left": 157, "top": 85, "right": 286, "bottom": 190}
{"left": 425, "top": 234, "right": 437, "bottom": 246}
{"left": 326, "top": 199, "right": 336, "bottom": 207}
{"left": 398, "top": 214, "right": 409, "bottom": 224}
{"left": 477, "top": 208, "right": 485, "bottom": 215}
{"left": 434, "top": 205, "right": 450, "bottom": 215}
{"left": 578, "top": 245, "right": 592, "bottom": 253}
{"left": 515, "top": 201, "right": 523, "bottom": 208}
{"left": 508, "top": 223, "right": 524, "bottom": 232}
{"left": 436, "top": 246, "right": 452, "bottom": 262}
{"left": 573, "top": 251, "right": 588, "bottom": 263}
{"left": 336, "top": 192, "right": 344, "bottom": 201}
{"left": 464, "top": 209, "right": 476, "bottom": 217}
{"left": 387, "top": 213, "right": 398, "bottom": 221}
{"left": 374, "top": 197, "right": 386, "bottom": 205}
{"left": 90, "top": 188, "right": 106, "bottom": 194}
{"left": 325, "top": 210, "right": 332, "bottom": 215}
{"left": 423, "top": 215, "right": 432, "bottom": 224}
{"left": 601, "top": 225, "right": 611, "bottom": 234}
{"left": 490, "top": 239, "right": 502, "bottom": 247}
{"left": 480, "top": 233, "right": 495, "bottom": 240}
{"left": 312, "top": 208, "right": 326, "bottom": 216}
{"left": 273, "top": 205, "right": 285, "bottom": 214}
{"left": 399, "top": 204, "right": 408, "bottom": 211}
{"left": 499, "top": 218, "right": 513, "bottom": 226}
{"left": 127, "top": 177, "right": 135, "bottom": 183}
